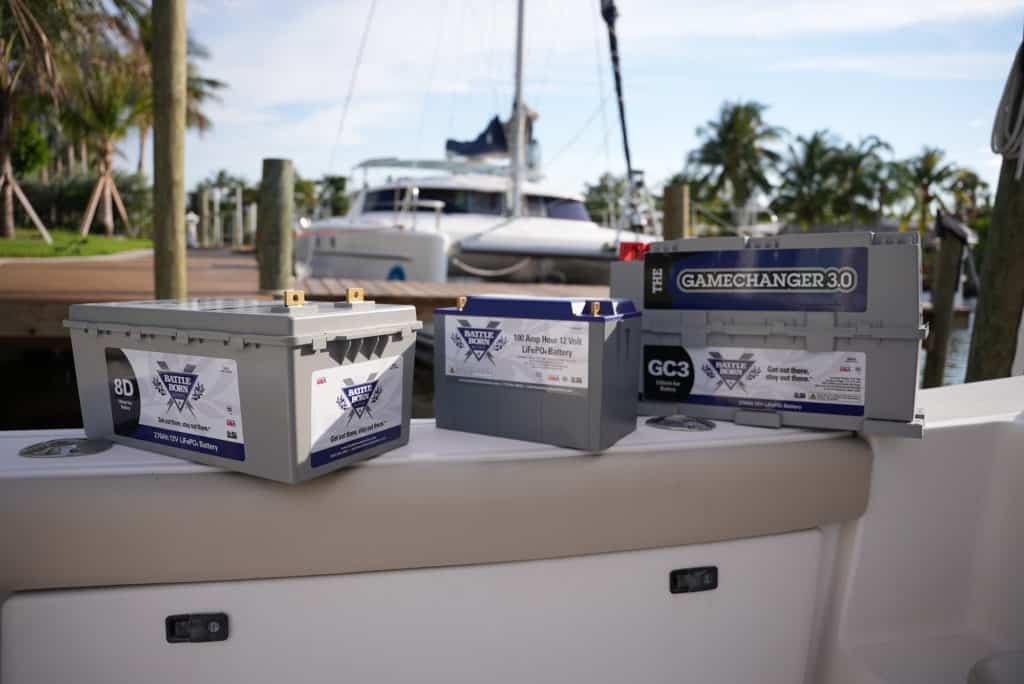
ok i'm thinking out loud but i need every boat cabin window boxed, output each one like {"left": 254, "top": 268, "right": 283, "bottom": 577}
{"left": 364, "top": 189, "right": 398, "bottom": 212}
{"left": 362, "top": 188, "right": 590, "bottom": 221}
{"left": 525, "top": 195, "right": 591, "bottom": 222}
{"left": 362, "top": 188, "right": 503, "bottom": 215}
{"left": 417, "top": 188, "right": 504, "bottom": 215}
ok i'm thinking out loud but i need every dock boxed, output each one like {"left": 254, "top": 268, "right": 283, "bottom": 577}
{"left": 0, "top": 248, "right": 969, "bottom": 340}
{"left": 300, "top": 277, "right": 606, "bottom": 321}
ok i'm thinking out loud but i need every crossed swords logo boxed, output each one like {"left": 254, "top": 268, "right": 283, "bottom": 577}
{"left": 337, "top": 374, "right": 383, "bottom": 424}
{"left": 702, "top": 352, "right": 760, "bottom": 393}
{"left": 452, "top": 319, "right": 506, "bottom": 364}
{"left": 154, "top": 361, "right": 204, "bottom": 415}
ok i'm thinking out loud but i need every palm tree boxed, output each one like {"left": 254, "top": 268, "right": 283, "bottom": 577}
{"left": 689, "top": 101, "right": 784, "bottom": 225}
{"left": 903, "top": 147, "right": 956, "bottom": 235}
{"left": 63, "top": 49, "right": 144, "bottom": 236}
{"left": 832, "top": 135, "right": 892, "bottom": 223}
{"left": 772, "top": 130, "right": 840, "bottom": 228}
{"left": 0, "top": 0, "right": 79, "bottom": 240}
{"left": 668, "top": 162, "right": 730, "bottom": 228}
{"left": 950, "top": 168, "right": 990, "bottom": 221}
{"left": 584, "top": 172, "right": 627, "bottom": 227}
{"left": 873, "top": 160, "right": 914, "bottom": 221}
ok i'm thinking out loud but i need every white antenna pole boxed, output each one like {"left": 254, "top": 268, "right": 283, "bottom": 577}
{"left": 510, "top": 0, "right": 525, "bottom": 217}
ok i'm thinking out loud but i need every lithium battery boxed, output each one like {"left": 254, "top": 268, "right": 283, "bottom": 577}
{"left": 433, "top": 295, "right": 641, "bottom": 451}
{"left": 65, "top": 289, "right": 422, "bottom": 483}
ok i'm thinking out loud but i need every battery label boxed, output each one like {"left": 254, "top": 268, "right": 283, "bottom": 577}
{"left": 444, "top": 315, "right": 589, "bottom": 390}
{"left": 309, "top": 355, "right": 403, "bottom": 468}
{"left": 644, "top": 247, "right": 868, "bottom": 312}
{"left": 105, "top": 348, "right": 246, "bottom": 461}
{"left": 644, "top": 346, "right": 866, "bottom": 416}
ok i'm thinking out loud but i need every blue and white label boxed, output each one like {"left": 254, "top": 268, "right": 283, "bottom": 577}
{"left": 309, "top": 355, "right": 403, "bottom": 468}
{"left": 683, "top": 347, "right": 866, "bottom": 416}
{"left": 445, "top": 316, "right": 589, "bottom": 390}
{"left": 644, "top": 247, "right": 869, "bottom": 311}
{"left": 105, "top": 348, "right": 246, "bottom": 461}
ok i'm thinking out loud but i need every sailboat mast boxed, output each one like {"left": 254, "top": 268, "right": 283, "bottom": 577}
{"left": 510, "top": 0, "right": 526, "bottom": 217}
{"left": 601, "top": 0, "right": 633, "bottom": 179}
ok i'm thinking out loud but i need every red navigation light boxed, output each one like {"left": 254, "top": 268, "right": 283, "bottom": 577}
{"left": 618, "top": 241, "right": 650, "bottom": 261}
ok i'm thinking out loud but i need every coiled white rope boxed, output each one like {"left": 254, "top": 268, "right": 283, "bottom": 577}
{"left": 991, "top": 38, "right": 1024, "bottom": 179}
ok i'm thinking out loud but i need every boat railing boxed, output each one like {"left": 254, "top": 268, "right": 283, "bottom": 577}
{"left": 393, "top": 185, "right": 445, "bottom": 231}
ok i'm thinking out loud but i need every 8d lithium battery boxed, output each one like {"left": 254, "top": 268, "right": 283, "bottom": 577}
{"left": 433, "top": 295, "right": 641, "bottom": 450}
{"left": 65, "top": 291, "right": 421, "bottom": 483}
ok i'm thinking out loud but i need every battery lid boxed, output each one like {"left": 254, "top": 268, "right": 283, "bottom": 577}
{"left": 435, "top": 295, "right": 640, "bottom": 321}
{"left": 66, "top": 298, "right": 420, "bottom": 339}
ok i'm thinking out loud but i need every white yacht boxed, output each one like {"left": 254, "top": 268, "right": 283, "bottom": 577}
{"left": 296, "top": 0, "right": 657, "bottom": 284}
{"left": 296, "top": 158, "right": 653, "bottom": 284}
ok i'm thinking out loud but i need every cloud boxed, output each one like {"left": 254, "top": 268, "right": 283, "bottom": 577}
{"left": 766, "top": 52, "right": 1012, "bottom": 80}
{"left": 617, "top": 1, "right": 1024, "bottom": 41}
{"left": 176, "top": 0, "right": 1024, "bottom": 187}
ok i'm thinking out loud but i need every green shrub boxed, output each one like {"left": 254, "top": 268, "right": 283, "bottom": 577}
{"left": 18, "top": 173, "right": 153, "bottom": 237}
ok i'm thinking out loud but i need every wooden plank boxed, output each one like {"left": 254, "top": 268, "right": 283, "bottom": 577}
{"left": 0, "top": 249, "right": 265, "bottom": 339}
{"left": 0, "top": 301, "right": 75, "bottom": 338}
{"left": 303, "top": 277, "right": 327, "bottom": 297}
{"left": 0, "top": 251, "right": 970, "bottom": 341}
{"left": 319, "top": 278, "right": 343, "bottom": 297}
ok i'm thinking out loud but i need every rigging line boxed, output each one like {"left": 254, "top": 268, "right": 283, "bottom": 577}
{"left": 488, "top": 0, "right": 500, "bottom": 113}
{"left": 546, "top": 90, "right": 612, "bottom": 168}
{"left": 446, "top": 0, "right": 470, "bottom": 136}
{"left": 415, "top": 0, "right": 450, "bottom": 157}
{"left": 531, "top": 0, "right": 563, "bottom": 117}
{"left": 589, "top": 0, "right": 610, "bottom": 170}
{"left": 328, "top": 0, "right": 378, "bottom": 173}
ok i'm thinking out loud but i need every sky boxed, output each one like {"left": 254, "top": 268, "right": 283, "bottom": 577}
{"left": 124, "top": 0, "right": 1024, "bottom": 197}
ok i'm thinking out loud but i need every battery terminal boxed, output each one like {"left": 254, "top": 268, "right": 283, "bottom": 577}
{"left": 589, "top": 301, "right": 601, "bottom": 316}
{"left": 283, "top": 290, "right": 306, "bottom": 307}
{"left": 345, "top": 287, "right": 365, "bottom": 303}
{"left": 456, "top": 296, "right": 467, "bottom": 311}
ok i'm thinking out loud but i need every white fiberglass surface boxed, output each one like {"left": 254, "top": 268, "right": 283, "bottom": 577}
{"left": 0, "top": 419, "right": 850, "bottom": 479}
{"left": 3, "top": 531, "right": 822, "bottom": 684}
{"left": 817, "top": 377, "right": 1024, "bottom": 684}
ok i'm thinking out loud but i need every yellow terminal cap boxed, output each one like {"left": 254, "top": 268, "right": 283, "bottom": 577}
{"left": 283, "top": 290, "right": 305, "bottom": 307}
{"left": 345, "top": 287, "right": 365, "bottom": 303}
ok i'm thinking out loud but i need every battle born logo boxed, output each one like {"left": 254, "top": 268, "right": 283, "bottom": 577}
{"left": 337, "top": 373, "right": 384, "bottom": 423}
{"left": 450, "top": 319, "right": 508, "bottom": 364}
{"left": 152, "top": 361, "right": 205, "bottom": 414}
{"left": 702, "top": 351, "right": 761, "bottom": 392}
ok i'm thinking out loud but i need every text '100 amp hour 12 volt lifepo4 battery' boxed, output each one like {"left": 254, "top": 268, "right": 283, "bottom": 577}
{"left": 64, "top": 290, "right": 421, "bottom": 483}
{"left": 611, "top": 231, "right": 926, "bottom": 437}
{"left": 433, "top": 295, "right": 641, "bottom": 451}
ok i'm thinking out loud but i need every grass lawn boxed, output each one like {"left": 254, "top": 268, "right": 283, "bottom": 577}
{"left": 0, "top": 228, "right": 152, "bottom": 258}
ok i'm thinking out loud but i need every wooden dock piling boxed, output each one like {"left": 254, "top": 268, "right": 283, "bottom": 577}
{"left": 257, "top": 158, "right": 294, "bottom": 291}
{"left": 151, "top": 0, "right": 188, "bottom": 299}
{"left": 662, "top": 181, "right": 688, "bottom": 241}
{"left": 923, "top": 216, "right": 965, "bottom": 388}
{"left": 199, "top": 188, "right": 210, "bottom": 247}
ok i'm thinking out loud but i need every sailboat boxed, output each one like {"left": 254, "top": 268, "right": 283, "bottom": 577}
{"left": 295, "top": 0, "right": 656, "bottom": 284}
